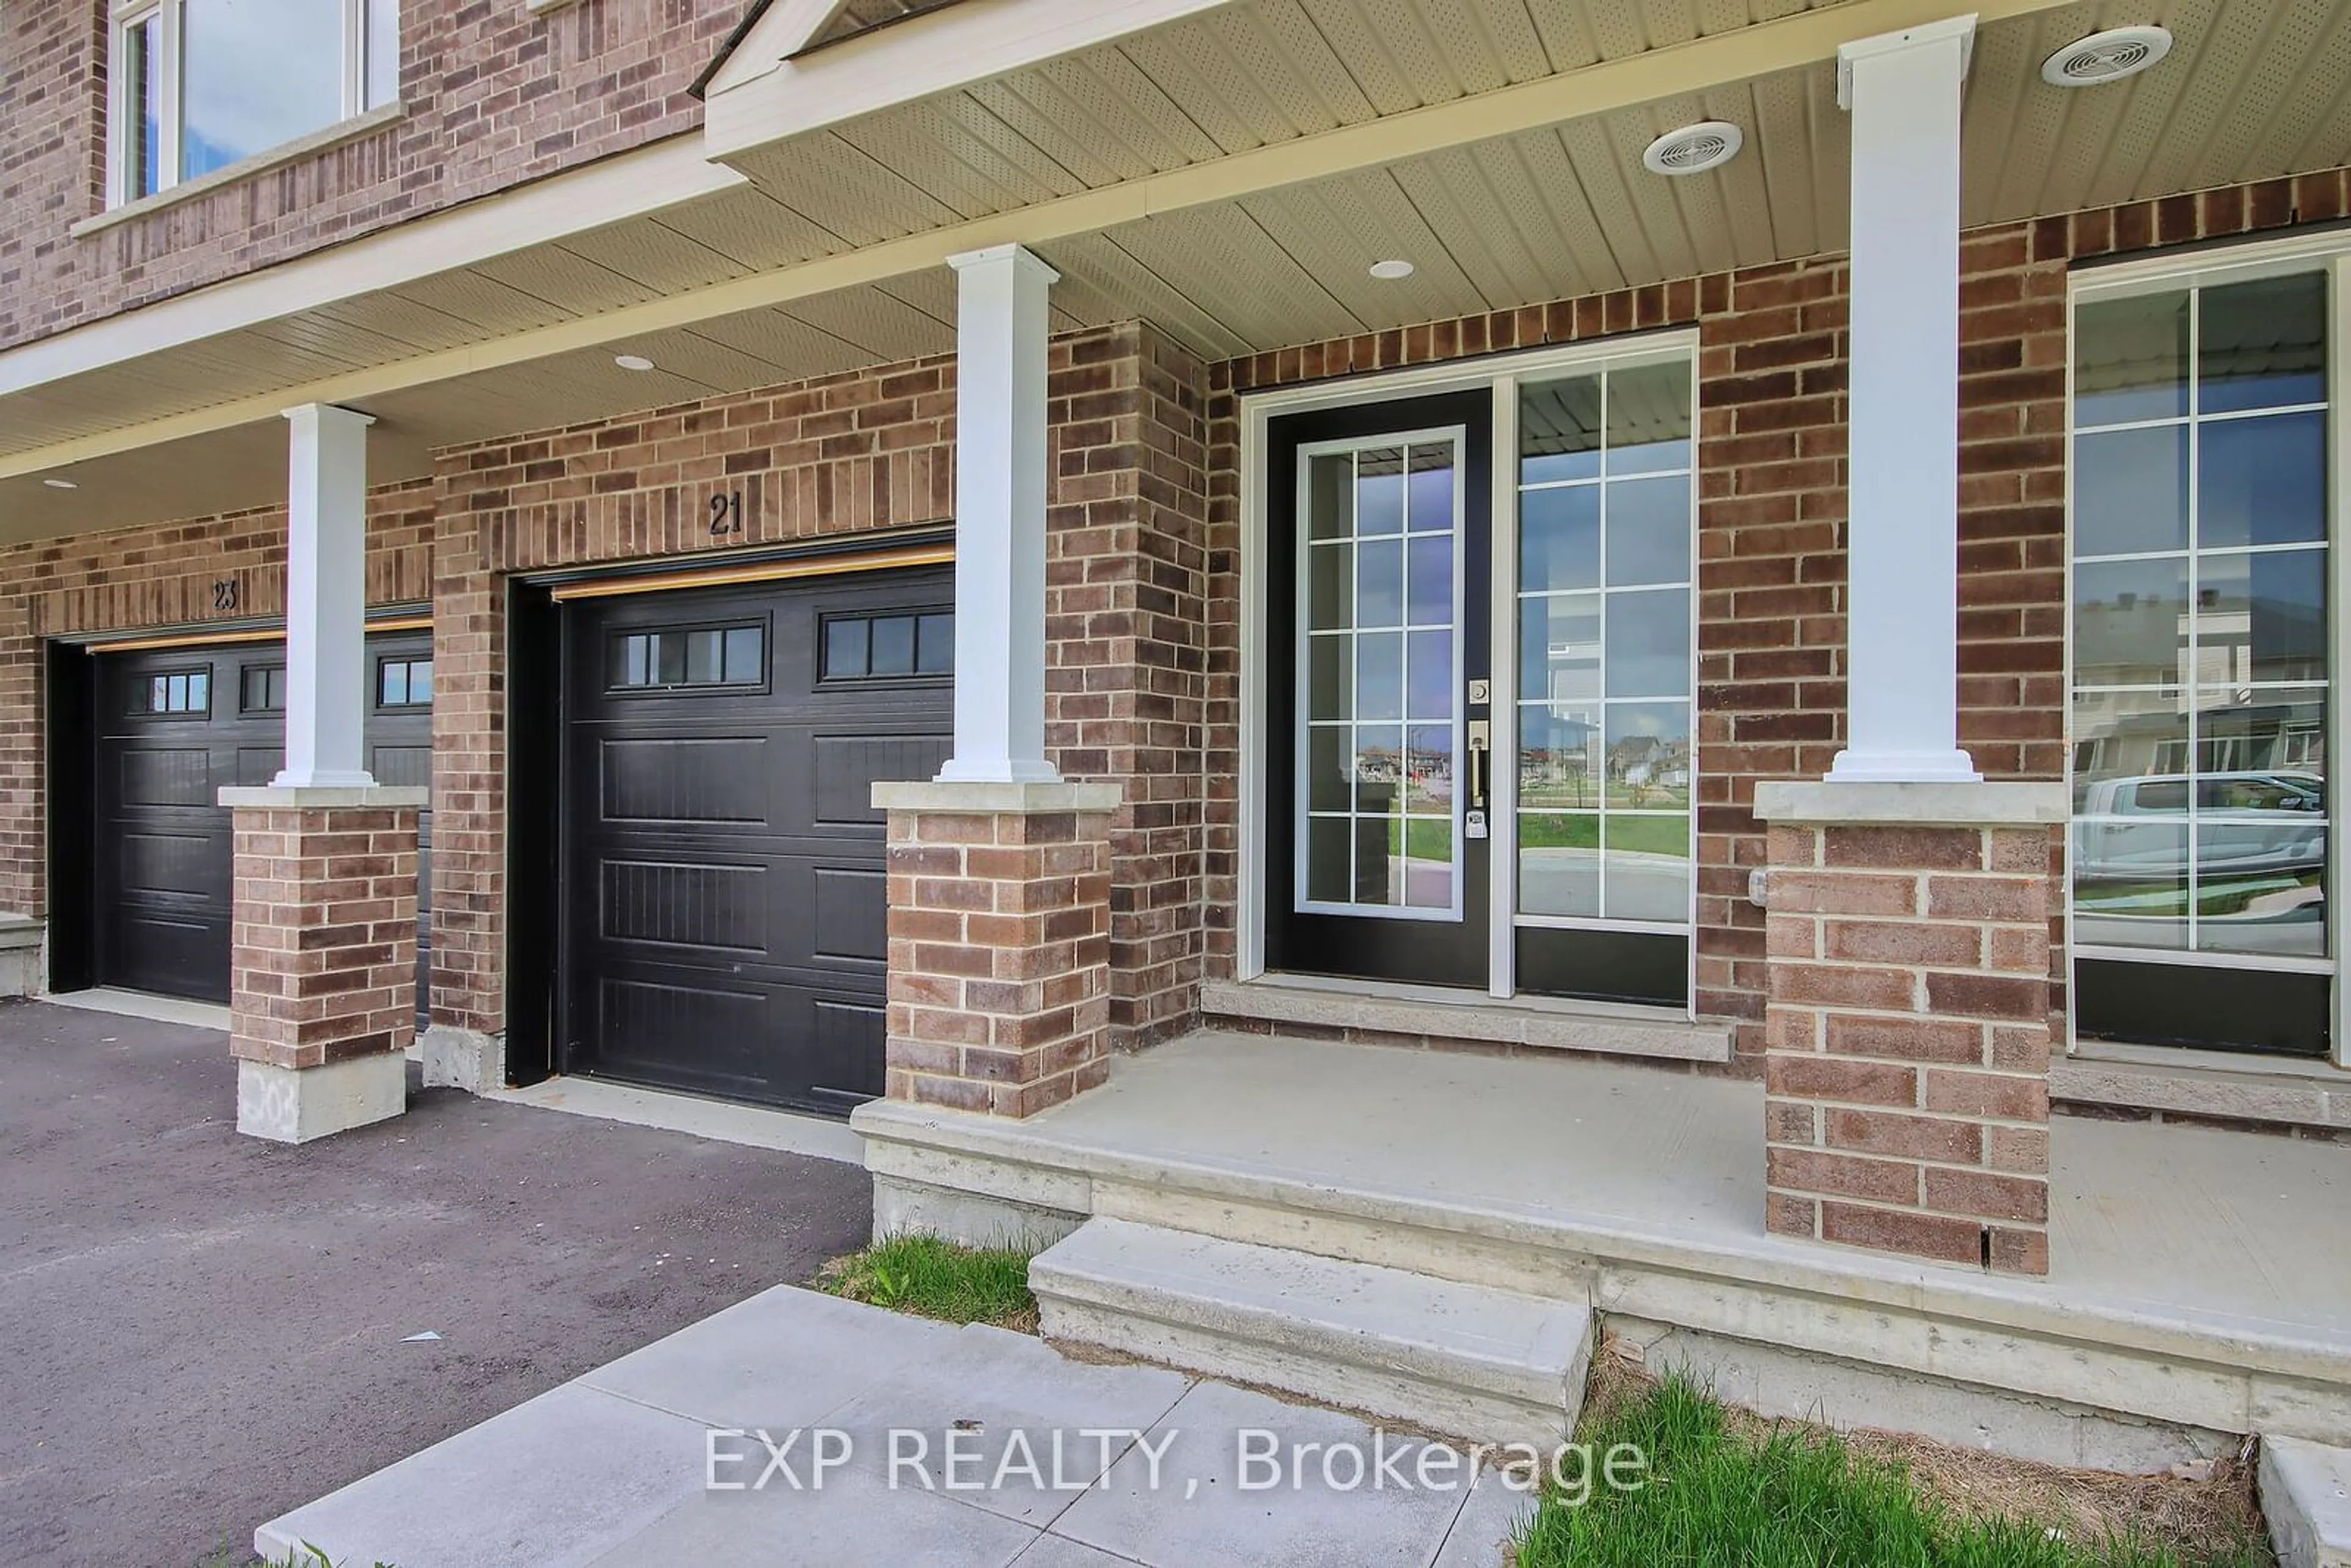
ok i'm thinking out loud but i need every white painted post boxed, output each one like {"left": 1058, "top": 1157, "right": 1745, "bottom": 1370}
{"left": 939, "top": 242, "right": 1062, "bottom": 785}
{"left": 276, "top": 402, "right": 378, "bottom": 790}
{"left": 1827, "top": 15, "right": 1982, "bottom": 785}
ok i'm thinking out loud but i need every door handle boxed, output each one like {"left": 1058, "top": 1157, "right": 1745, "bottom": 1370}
{"left": 1466, "top": 719, "right": 1490, "bottom": 811}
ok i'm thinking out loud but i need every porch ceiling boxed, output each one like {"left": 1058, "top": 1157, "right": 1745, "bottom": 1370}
{"left": 1, "top": 0, "right": 2347, "bottom": 542}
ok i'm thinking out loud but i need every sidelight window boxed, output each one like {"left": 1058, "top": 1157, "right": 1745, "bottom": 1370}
{"left": 109, "top": 0, "right": 399, "bottom": 206}
{"left": 2070, "top": 271, "right": 2332, "bottom": 964}
{"left": 1514, "top": 359, "right": 1695, "bottom": 929}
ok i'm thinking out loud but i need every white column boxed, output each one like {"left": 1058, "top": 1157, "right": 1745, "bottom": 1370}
{"left": 276, "top": 403, "right": 378, "bottom": 789}
{"left": 939, "top": 242, "right": 1061, "bottom": 785}
{"left": 1827, "top": 15, "right": 1982, "bottom": 785}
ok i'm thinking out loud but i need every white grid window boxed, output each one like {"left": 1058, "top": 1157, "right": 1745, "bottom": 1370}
{"left": 1296, "top": 432, "right": 1464, "bottom": 918}
{"left": 2069, "top": 271, "right": 2331, "bottom": 962}
{"left": 1514, "top": 360, "right": 1696, "bottom": 929}
{"left": 109, "top": 0, "right": 399, "bottom": 206}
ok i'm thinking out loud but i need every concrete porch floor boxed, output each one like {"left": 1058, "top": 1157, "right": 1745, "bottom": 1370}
{"left": 855, "top": 1030, "right": 2351, "bottom": 1465}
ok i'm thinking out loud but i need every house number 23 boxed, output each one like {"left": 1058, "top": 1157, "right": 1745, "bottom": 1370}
{"left": 708, "top": 490, "right": 745, "bottom": 538}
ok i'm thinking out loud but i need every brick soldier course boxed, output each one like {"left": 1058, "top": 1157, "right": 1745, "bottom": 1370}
{"left": 219, "top": 789, "right": 427, "bottom": 1144}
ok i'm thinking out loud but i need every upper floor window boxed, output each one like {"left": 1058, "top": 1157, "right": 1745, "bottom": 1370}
{"left": 111, "top": 0, "right": 399, "bottom": 206}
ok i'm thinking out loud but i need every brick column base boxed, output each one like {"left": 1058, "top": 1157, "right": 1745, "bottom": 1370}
{"left": 219, "top": 787, "right": 426, "bottom": 1143}
{"left": 1754, "top": 781, "right": 2064, "bottom": 1275}
{"left": 874, "top": 780, "right": 1122, "bottom": 1117}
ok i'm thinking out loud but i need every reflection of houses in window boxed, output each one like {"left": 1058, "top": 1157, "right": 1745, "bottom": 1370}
{"left": 1608, "top": 733, "right": 1691, "bottom": 790}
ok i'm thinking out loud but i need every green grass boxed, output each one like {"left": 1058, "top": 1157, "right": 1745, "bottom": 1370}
{"left": 817, "top": 1232, "right": 1037, "bottom": 1330}
{"left": 1518, "top": 812, "right": 1690, "bottom": 856}
{"left": 1515, "top": 1373, "right": 2263, "bottom": 1568}
{"left": 197, "top": 1542, "right": 394, "bottom": 1568}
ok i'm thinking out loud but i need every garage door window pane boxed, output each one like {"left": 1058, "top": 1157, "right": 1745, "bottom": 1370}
{"left": 826, "top": 620, "right": 869, "bottom": 680}
{"left": 917, "top": 613, "right": 954, "bottom": 673}
{"left": 724, "top": 626, "right": 764, "bottom": 683}
{"left": 869, "top": 617, "right": 917, "bottom": 677}
{"left": 686, "top": 629, "right": 724, "bottom": 685}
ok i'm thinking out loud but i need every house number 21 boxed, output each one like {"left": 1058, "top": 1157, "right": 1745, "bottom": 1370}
{"left": 708, "top": 490, "right": 744, "bottom": 538}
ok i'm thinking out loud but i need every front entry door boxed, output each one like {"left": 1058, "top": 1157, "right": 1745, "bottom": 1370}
{"left": 1264, "top": 392, "right": 1493, "bottom": 987}
{"left": 1258, "top": 350, "right": 1699, "bottom": 1006}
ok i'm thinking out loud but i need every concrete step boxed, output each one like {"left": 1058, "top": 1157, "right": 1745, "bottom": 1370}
{"left": 2263, "top": 1435, "right": 2351, "bottom": 1568}
{"left": 1029, "top": 1216, "right": 1592, "bottom": 1446}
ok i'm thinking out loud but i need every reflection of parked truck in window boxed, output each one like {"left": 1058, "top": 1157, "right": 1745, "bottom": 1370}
{"left": 2073, "top": 771, "right": 2325, "bottom": 882}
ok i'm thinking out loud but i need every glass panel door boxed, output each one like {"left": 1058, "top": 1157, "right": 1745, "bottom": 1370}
{"left": 1512, "top": 359, "right": 1697, "bottom": 1005}
{"left": 1299, "top": 439, "right": 1463, "bottom": 917}
{"left": 1263, "top": 390, "right": 1493, "bottom": 989}
{"left": 2069, "top": 270, "right": 2334, "bottom": 1056}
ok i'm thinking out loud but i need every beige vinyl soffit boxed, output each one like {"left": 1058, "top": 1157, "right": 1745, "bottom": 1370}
{"left": 0, "top": 0, "right": 2079, "bottom": 481}
{"left": 0, "top": 135, "right": 746, "bottom": 401}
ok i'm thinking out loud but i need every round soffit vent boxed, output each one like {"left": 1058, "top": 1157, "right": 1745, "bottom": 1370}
{"left": 2042, "top": 26, "right": 2172, "bottom": 87}
{"left": 1643, "top": 121, "right": 1744, "bottom": 176}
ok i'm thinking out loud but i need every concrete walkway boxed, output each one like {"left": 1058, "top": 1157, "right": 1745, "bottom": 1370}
{"left": 260, "top": 1286, "right": 1534, "bottom": 1567}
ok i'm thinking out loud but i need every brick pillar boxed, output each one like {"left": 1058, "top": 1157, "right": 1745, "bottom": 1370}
{"left": 219, "top": 787, "right": 426, "bottom": 1143}
{"left": 873, "top": 781, "right": 1120, "bottom": 1117}
{"left": 1754, "top": 782, "right": 2064, "bottom": 1275}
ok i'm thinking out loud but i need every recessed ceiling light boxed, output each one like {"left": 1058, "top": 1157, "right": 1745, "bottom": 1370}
{"left": 42, "top": 478, "right": 76, "bottom": 489}
{"left": 1368, "top": 258, "right": 1415, "bottom": 281}
{"left": 613, "top": 353, "right": 657, "bottom": 372}
{"left": 1643, "top": 121, "right": 1744, "bottom": 176}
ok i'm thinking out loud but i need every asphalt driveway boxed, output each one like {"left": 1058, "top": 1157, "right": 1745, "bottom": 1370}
{"left": 0, "top": 1000, "right": 871, "bottom": 1567}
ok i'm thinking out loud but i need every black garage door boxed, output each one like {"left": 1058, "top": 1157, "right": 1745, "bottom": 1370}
{"left": 93, "top": 632, "right": 435, "bottom": 1009}
{"left": 560, "top": 568, "right": 953, "bottom": 1115}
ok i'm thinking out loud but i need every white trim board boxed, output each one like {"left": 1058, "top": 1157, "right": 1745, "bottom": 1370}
{"left": 702, "top": 0, "right": 1244, "bottom": 152}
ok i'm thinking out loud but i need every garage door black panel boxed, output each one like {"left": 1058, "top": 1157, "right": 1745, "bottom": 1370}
{"left": 92, "top": 633, "right": 434, "bottom": 1007}
{"left": 560, "top": 569, "right": 951, "bottom": 1115}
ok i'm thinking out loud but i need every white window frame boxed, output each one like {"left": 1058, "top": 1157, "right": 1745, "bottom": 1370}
{"left": 2064, "top": 230, "right": 2351, "bottom": 1070}
{"left": 107, "top": 0, "right": 394, "bottom": 209}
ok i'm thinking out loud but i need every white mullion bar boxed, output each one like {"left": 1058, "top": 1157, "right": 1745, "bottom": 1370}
{"left": 2331, "top": 253, "right": 2350, "bottom": 1067}
{"left": 159, "top": 0, "right": 184, "bottom": 193}
{"left": 1491, "top": 375, "right": 1518, "bottom": 998}
{"left": 2184, "top": 286, "right": 2202, "bottom": 953}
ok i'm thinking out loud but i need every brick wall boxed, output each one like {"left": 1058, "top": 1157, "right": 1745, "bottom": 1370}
{"left": 1761, "top": 816, "right": 2056, "bottom": 1274}
{"left": 1203, "top": 168, "right": 2351, "bottom": 1068}
{"left": 0, "top": 482, "right": 433, "bottom": 918}
{"left": 0, "top": 0, "right": 732, "bottom": 350}
{"left": 427, "top": 321, "right": 1207, "bottom": 1053}
{"left": 1046, "top": 324, "right": 1210, "bottom": 1049}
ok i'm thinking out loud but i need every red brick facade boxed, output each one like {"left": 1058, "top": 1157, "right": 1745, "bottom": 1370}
{"left": 0, "top": 0, "right": 730, "bottom": 350}
{"left": 426, "top": 321, "right": 1207, "bottom": 1054}
{"left": 0, "top": 167, "right": 2344, "bottom": 1101}
{"left": 879, "top": 787, "right": 1117, "bottom": 1116}
{"left": 0, "top": 482, "right": 433, "bottom": 919}
{"left": 1760, "top": 814, "right": 2056, "bottom": 1274}
{"left": 226, "top": 801, "right": 422, "bottom": 1070}
{"left": 1202, "top": 166, "right": 2351, "bottom": 1068}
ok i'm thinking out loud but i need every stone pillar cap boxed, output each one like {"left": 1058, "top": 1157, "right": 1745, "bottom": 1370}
{"left": 1753, "top": 780, "right": 2064, "bottom": 828}
{"left": 872, "top": 779, "right": 1122, "bottom": 814}
{"left": 218, "top": 786, "right": 429, "bottom": 809}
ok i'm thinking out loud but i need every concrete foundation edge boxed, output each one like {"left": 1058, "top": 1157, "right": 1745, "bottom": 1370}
{"left": 420, "top": 1025, "right": 506, "bottom": 1094}
{"left": 870, "top": 1172, "right": 1086, "bottom": 1251}
{"left": 236, "top": 1053, "right": 407, "bottom": 1143}
{"left": 1606, "top": 1317, "right": 2230, "bottom": 1474}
